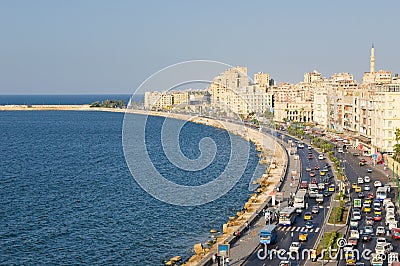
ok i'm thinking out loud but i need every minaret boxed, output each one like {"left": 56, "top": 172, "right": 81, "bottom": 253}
{"left": 370, "top": 44, "right": 375, "bottom": 73}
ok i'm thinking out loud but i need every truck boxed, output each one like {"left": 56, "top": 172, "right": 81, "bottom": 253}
{"left": 294, "top": 189, "right": 307, "bottom": 212}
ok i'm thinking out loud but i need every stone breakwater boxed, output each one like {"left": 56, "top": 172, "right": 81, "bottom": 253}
{"left": 1, "top": 105, "right": 287, "bottom": 266}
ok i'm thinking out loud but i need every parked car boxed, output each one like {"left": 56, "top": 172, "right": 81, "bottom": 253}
{"left": 318, "top": 154, "right": 324, "bottom": 160}
{"left": 353, "top": 152, "right": 360, "bottom": 156}
{"left": 374, "top": 181, "right": 382, "bottom": 187}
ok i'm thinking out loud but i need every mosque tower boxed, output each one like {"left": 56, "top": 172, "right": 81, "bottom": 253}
{"left": 370, "top": 44, "right": 375, "bottom": 73}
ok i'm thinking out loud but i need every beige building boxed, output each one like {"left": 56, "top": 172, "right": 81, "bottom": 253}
{"left": 208, "top": 66, "right": 272, "bottom": 115}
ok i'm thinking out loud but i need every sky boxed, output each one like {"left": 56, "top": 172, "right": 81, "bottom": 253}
{"left": 0, "top": 0, "right": 399, "bottom": 94}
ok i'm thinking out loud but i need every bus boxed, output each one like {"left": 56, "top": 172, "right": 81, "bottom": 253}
{"left": 309, "top": 184, "right": 319, "bottom": 198}
{"left": 294, "top": 189, "right": 307, "bottom": 212}
{"left": 259, "top": 224, "right": 278, "bottom": 245}
{"left": 376, "top": 186, "right": 387, "bottom": 201}
{"left": 279, "top": 207, "right": 297, "bottom": 226}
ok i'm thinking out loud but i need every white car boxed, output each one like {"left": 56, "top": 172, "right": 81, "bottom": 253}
{"left": 383, "top": 198, "right": 393, "bottom": 207}
{"left": 389, "top": 222, "right": 398, "bottom": 230}
{"left": 386, "top": 202, "right": 395, "bottom": 212}
{"left": 318, "top": 154, "right": 324, "bottom": 160}
{"left": 386, "top": 216, "right": 397, "bottom": 226}
{"left": 364, "top": 176, "right": 370, "bottom": 183}
{"left": 289, "top": 242, "right": 301, "bottom": 253}
{"left": 376, "top": 226, "right": 386, "bottom": 236}
{"left": 374, "top": 181, "right": 382, "bottom": 187}
{"left": 350, "top": 230, "right": 360, "bottom": 239}
{"left": 353, "top": 211, "right": 362, "bottom": 221}
{"left": 376, "top": 237, "right": 388, "bottom": 246}
{"left": 358, "top": 177, "right": 364, "bottom": 184}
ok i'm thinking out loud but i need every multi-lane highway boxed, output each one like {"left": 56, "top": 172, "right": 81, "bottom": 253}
{"left": 244, "top": 130, "right": 336, "bottom": 266}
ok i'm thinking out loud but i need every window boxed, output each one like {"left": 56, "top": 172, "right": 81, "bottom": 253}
{"left": 388, "top": 121, "right": 393, "bottom": 127}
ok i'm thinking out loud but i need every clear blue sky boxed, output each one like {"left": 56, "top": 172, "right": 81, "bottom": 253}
{"left": 1, "top": 0, "right": 399, "bottom": 94}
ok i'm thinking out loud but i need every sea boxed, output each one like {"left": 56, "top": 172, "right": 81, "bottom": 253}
{"left": 0, "top": 95, "right": 265, "bottom": 265}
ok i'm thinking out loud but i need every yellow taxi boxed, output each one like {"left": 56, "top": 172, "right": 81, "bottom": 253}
{"left": 304, "top": 212, "right": 312, "bottom": 221}
{"left": 363, "top": 203, "right": 371, "bottom": 213}
{"left": 299, "top": 232, "right": 308, "bottom": 241}
{"left": 352, "top": 183, "right": 358, "bottom": 189}
{"left": 320, "top": 171, "right": 326, "bottom": 176}
{"left": 355, "top": 186, "right": 362, "bottom": 193}
{"left": 364, "top": 198, "right": 372, "bottom": 204}
{"left": 374, "top": 207, "right": 382, "bottom": 215}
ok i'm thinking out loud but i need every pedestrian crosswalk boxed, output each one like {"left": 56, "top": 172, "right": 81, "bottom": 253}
{"left": 278, "top": 226, "right": 320, "bottom": 233}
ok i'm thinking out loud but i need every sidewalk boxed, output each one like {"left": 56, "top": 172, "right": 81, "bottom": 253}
{"left": 212, "top": 134, "right": 302, "bottom": 266}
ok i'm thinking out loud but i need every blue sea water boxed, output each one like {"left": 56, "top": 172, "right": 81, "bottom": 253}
{"left": 0, "top": 109, "right": 264, "bottom": 265}
{"left": 0, "top": 94, "right": 141, "bottom": 105}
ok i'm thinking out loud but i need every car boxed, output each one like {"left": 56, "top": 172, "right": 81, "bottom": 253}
{"left": 386, "top": 202, "right": 395, "bottom": 212}
{"left": 362, "top": 232, "right": 372, "bottom": 241}
{"left": 289, "top": 242, "right": 301, "bottom": 253}
{"left": 352, "top": 183, "right": 358, "bottom": 189}
{"left": 363, "top": 204, "right": 371, "bottom": 213}
{"left": 311, "top": 178, "right": 317, "bottom": 184}
{"left": 366, "top": 216, "right": 374, "bottom": 225}
{"left": 353, "top": 212, "right": 362, "bottom": 221}
{"left": 350, "top": 218, "right": 359, "bottom": 229}
{"left": 374, "top": 214, "right": 382, "bottom": 221}
{"left": 323, "top": 177, "right": 330, "bottom": 185}
{"left": 363, "top": 185, "right": 370, "bottom": 192}
{"left": 376, "top": 237, "right": 388, "bottom": 246}
{"left": 306, "top": 166, "right": 312, "bottom": 172}
{"left": 310, "top": 172, "right": 316, "bottom": 177}
{"left": 383, "top": 198, "right": 393, "bottom": 208}
{"left": 300, "top": 181, "right": 308, "bottom": 189}
{"left": 375, "top": 243, "right": 393, "bottom": 255}
{"left": 358, "top": 192, "right": 365, "bottom": 198}
{"left": 318, "top": 183, "right": 325, "bottom": 190}
{"left": 328, "top": 184, "right": 335, "bottom": 192}
{"left": 391, "top": 228, "right": 400, "bottom": 239}
{"left": 389, "top": 221, "right": 398, "bottom": 230}
{"left": 364, "top": 226, "right": 374, "bottom": 234}
{"left": 350, "top": 229, "right": 360, "bottom": 239}
{"left": 376, "top": 226, "right": 386, "bottom": 236}
{"left": 367, "top": 193, "right": 374, "bottom": 199}
{"left": 353, "top": 152, "right": 360, "bottom": 156}
{"left": 364, "top": 198, "right": 372, "bottom": 204}
{"left": 316, "top": 194, "right": 324, "bottom": 203}
{"left": 364, "top": 176, "right": 371, "bottom": 183}
{"left": 304, "top": 212, "right": 312, "bottom": 221}
{"left": 279, "top": 261, "right": 291, "bottom": 266}
{"left": 348, "top": 237, "right": 358, "bottom": 246}
{"left": 308, "top": 154, "right": 313, "bottom": 160}
{"left": 312, "top": 205, "right": 319, "bottom": 214}
{"left": 373, "top": 200, "right": 381, "bottom": 208}
{"left": 298, "top": 143, "right": 305, "bottom": 148}
{"left": 360, "top": 158, "right": 367, "bottom": 163}
{"left": 386, "top": 216, "right": 397, "bottom": 226}
{"left": 367, "top": 168, "right": 373, "bottom": 173}
{"left": 384, "top": 184, "right": 391, "bottom": 193}
{"left": 314, "top": 165, "right": 320, "bottom": 170}
{"left": 358, "top": 177, "right": 364, "bottom": 184}
{"left": 355, "top": 186, "right": 362, "bottom": 193}
{"left": 320, "top": 171, "right": 326, "bottom": 176}
{"left": 338, "top": 147, "right": 343, "bottom": 153}
{"left": 323, "top": 189, "right": 331, "bottom": 197}
{"left": 374, "top": 207, "right": 382, "bottom": 215}
{"left": 305, "top": 220, "right": 314, "bottom": 229}
{"left": 359, "top": 161, "right": 366, "bottom": 166}
{"left": 308, "top": 146, "right": 312, "bottom": 150}
{"left": 318, "top": 154, "right": 324, "bottom": 160}
{"left": 374, "top": 181, "right": 382, "bottom": 187}
{"left": 299, "top": 232, "right": 308, "bottom": 241}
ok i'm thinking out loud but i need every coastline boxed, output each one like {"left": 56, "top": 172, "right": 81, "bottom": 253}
{"left": 1, "top": 105, "right": 287, "bottom": 265}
